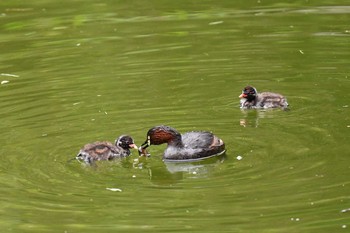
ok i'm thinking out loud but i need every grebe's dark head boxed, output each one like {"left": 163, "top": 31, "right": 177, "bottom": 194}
{"left": 139, "top": 125, "right": 182, "bottom": 151}
{"left": 239, "top": 86, "right": 258, "bottom": 101}
{"left": 115, "top": 135, "right": 138, "bottom": 150}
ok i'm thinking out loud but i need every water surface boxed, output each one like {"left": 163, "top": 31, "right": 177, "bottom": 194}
{"left": 0, "top": 1, "right": 350, "bottom": 232}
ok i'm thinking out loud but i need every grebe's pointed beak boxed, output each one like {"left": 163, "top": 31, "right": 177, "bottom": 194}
{"left": 138, "top": 136, "right": 151, "bottom": 156}
{"left": 141, "top": 136, "right": 151, "bottom": 148}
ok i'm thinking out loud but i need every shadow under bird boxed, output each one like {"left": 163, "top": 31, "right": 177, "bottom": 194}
{"left": 239, "top": 85, "right": 289, "bottom": 110}
{"left": 76, "top": 135, "right": 138, "bottom": 165}
{"left": 138, "top": 125, "right": 225, "bottom": 162}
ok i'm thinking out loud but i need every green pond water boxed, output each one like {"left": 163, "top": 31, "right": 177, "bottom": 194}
{"left": 0, "top": 1, "right": 350, "bottom": 232}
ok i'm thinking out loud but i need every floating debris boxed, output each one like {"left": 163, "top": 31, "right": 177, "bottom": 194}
{"left": 6, "top": 8, "right": 33, "bottom": 12}
{"left": 106, "top": 188, "right": 122, "bottom": 192}
{"left": 236, "top": 155, "right": 243, "bottom": 160}
{"left": 209, "top": 21, "right": 224, "bottom": 25}
{"left": 341, "top": 208, "right": 350, "bottom": 213}
{"left": 1, "top": 73, "right": 19, "bottom": 77}
{"left": 299, "top": 50, "right": 304, "bottom": 54}
{"left": 53, "top": 26, "right": 68, "bottom": 30}
{"left": 1, "top": 80, "right": 9, "bottom": 85}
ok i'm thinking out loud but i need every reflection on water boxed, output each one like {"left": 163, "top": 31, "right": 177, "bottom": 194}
{"left": 1, "top": 1, "right": 350, "bottom": 232}
{"left": 128, "top": 154, "right": 227, "bottom": 184}
{"left": 239, "top": 109, "right": 288, "bottom": 127}
{"left": 163, "top": 155, "right": 226, "bottom": 175}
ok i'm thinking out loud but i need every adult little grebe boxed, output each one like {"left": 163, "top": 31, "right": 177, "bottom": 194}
{"left": 138, "top": 125, "right": 225, "bottom": 162}
{"left": 239, "top": 86, "right": 289, "bottom": 109}
{"left": 76, "top": 135, "right": 138, "bottom": 164}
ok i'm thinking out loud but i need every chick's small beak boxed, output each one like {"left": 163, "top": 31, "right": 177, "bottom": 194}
{"left": 239, "top": 93, "right": 247, "bottom": 98}
{"left": 129, "top": 144, "right": 138, "bottom": 150}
